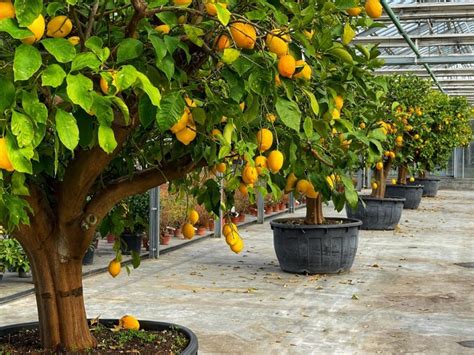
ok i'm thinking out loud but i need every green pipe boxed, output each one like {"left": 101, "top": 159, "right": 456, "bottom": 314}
{"left": 380, "top": 0, "right": 445, "bottom": 93}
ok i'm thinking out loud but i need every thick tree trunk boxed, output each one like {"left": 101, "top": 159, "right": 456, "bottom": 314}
{"left": 305, "top": 194, "right": 324, "bottom": 225}
{"left": 371, "top": 158, "right": 392, "bottom": 199}
{"left": 397, "top": 165, "right": 408, "bottom": 185}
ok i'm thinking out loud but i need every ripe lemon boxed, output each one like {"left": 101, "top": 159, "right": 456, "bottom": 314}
{"left": 335, "top": 95, "right": 344, "bottom": 110}
{"left": 230, "top": 237, "right": 244, "bottom": 254}
{"left": 238, "top": 182, "right": 249, "bottom": 196}
{"left": 296, "top": 179, "right": 311, "bottom": 195}
{"left": 170, "top": 111, "right": 189, "bottom": 134}
{"left": 256, "top": 128, "right": 273, "bottom": 152}
{"left": 155, "top": 24, "right": 170, "bottom": 34}
{"left": 230, "top": 22, "right": 257, "bottom": 50}
{"left": 275, "top": 74, "right": 282, "bottom": 86}
{"left": 359, "top": 122, "right": 366, "bottom": 129}
{"left": 119, "top": 315, "right": 140, "bottom": 331}
{"left": 108, "top": 259, "right": 121, "bottom": 278}
{"left": 303, "top": 29, "right": 314, "bottom": 40}
{"left": 389, "top": 151, "right": 396, "bottom": 159}
{"left": 0, "top": 138, "right": 14, "bottom": 172}
{"left": 277, "top": 54, "right": 296, "bottom": 78}
{"left": 0, "top": 2, "right": 15, "bottom": 20}
{"left": 267, "top": 150, "right": 283, "bottom": 173}
{"left": 326, "top": 176, "right": 335, "bottom": 189}
{"left": 384, "top": 151, "right": 390, "bottom": 157}
{"left": 306, "top": 185, "right": 319, "bottom": 198}
{"left": 175, "top": 121, "right": 197, "bottom": 145}
{"left": 223, "top": 223, "right": 238, "bottom": 237}
{"left": 188, "top": 209, "right": 199, "bottom": 225}
{"left": 254, "top": 155, "right": 267, "bottom": 175}
{"left": 68, "top": 36, "right": 80, "bottom": 46}
{"left": 266, "top": 29, "right": 290, "bottom": 57}
{"left": 215, "top": 162, "right": 227, "bottom": 173}
{"left": 266, "top": 113, "right": 276, "bottom": 123}
{"left": 173, "top": 0, "right": 192, "bottom": 6}
{"left": 391, "top": 179, "right": 397, "bottom": 185}
{"left": 372, "top": 182, "right": 378, "bottom": 190}
{"left": 409, "top": 177, "right": 415, "bottom": 182}
{"left": 205, "top": 2, "right": 227, "bottom": 16}
{"left": 182, "top": 223, "right": 195, "bottom": 239}
{"left": 365, "top": 0, "right": 383, "bottom": 18}
{"left": 285, "top": 173, "right": 298, "bottom": 193}
{"left": 332, "top": 108, "right": 341, "bottom": 120}
{"left": 414, "top": 134, "right": 420, "bottom": 140}
{"left": 211, "top": 128, "right": 221, "bottom": 138}
{"left": 347, "top": 7, "right": 362, "bottom": 16}
{"left": 22, "top": 15, "right": 45, "bottom": 44}
{"left": 242, "top": 165, "right": 258, "bottom": 185}
{"left": 99, "top": 70, "right": 117, "bottom": 95}
{"left": 293, "top": 60, "right": 312, "bottom": 80}
{"left": 225, "top": 231, "right": 239, "bottom": 246}
{"left": 215, "top": 34, "right": 231, "bottom": 51}
{"left": 46, "top": 16, "right": 73, "bottom": 38}
{"left": 376, "top": 161, "right": 383, "bottom": 170}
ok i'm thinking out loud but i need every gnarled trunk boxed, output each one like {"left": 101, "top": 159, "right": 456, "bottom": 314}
{"left": 371, "top": 158, "right": 393, "bottom": 199}
{"left": 305, "top": 194, "right": 324, "bottom": 225}
{"left": 397, "top": 165, "right": 408, "bottom": 185}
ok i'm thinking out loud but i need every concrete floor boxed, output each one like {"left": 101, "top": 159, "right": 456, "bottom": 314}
{"left": 0, "top": 190, "right": 473, "bottom": 354}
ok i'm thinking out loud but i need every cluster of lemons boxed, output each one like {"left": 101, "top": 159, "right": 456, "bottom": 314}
{"left": 283, "top": 172, "right": 339, "bottom": 199}
{"left": 0, "top": 3, "right": 78, "bottom": 45}
{"left": 347, "top": 0, "right": 383, "bottom": 19}
{"left": 222, "top": 222, "right": 244, "bottom": 254}
{"left": 182, "top": 209, "right": 199, "bottom": 240}
{"left": 169, "top": 98, "right": 198, "bottom": 146}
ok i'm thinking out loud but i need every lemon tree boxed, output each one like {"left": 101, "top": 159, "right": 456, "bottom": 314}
{"left": 0, "top": 0, "right": 387, "bottom": 350}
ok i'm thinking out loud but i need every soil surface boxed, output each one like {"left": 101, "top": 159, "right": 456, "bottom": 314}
{"left": 277, "top": 217, "right": 347, "bottom": 225}
{"left": 0, "top": 323, "right": 189, "bottom": 354}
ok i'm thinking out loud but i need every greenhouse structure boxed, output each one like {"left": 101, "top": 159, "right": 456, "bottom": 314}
{"left": 0, "top": 0, "right": 473, "bottom": 353}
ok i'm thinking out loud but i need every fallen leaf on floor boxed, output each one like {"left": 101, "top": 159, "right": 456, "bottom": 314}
{"left": 352, "top": 294, "right": 359, "bottom": 300}
{"left": 316, "top": 286, "right": 324, "bottom": 290}
{"left": 372, "top": 264, "right": 379, "bottom": 268}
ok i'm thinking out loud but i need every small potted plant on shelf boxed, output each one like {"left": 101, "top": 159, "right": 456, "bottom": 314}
{"left": 0, "top": 237, "right": 31, "bottom": 278}
{"left": 83, "top": 234, "right": 99, "bottom": 266}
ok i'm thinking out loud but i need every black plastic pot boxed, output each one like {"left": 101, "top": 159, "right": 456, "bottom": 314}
{"left": 270, "top": 217, "right": 362, "bottom": 274}
{"left": 346, "top": 196, "right": 405, "bottom": 230}
{"left": 0, "top": 319, "right": 198, "bottom": 354}
{"left": 120, "top": 232, "right": 143, "bottom": 255}
{"left": 17, "top": 268, "right": 31, "bottom": 278}
{"left": 413, "top": 177, "right": 441, "bottom": 197}
{"left": 82, "top": 247, "right": 95, "bottom": 265}
{"left": 385, "top": 184, "right": 423, "bottom": 209}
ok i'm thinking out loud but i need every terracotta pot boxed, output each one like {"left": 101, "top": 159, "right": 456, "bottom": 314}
{"left": 231, "top": 216, "right": 239, "bottom": 224}
{"left": 160, "top": 234, "right": 171, "bottom": 245}
{"left": 142, "top": 238, "right": 150, "bottom": 250}
{"left": 208, "top": 220, "right": 215, "bottom": 231}
{"left": 279, "top": 203, "right": 285, "bottom": 211}
{"left": 106, "top": 234, "right": 115, "bottom": 243}
{"left": 238, "top": 213, "right": 245, "bottom": 222}
{"left": 197, "top": 227, "right": 207, "bottom": 236}
{"left": 250, "top": 209, "right": 258, "bottom": 216}
{"left": 174, "top": 228, "right": 183, "bottom": 238}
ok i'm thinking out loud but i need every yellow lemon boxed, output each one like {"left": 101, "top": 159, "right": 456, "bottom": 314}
{"left": 335, "top": 95, "right": 344, "bottom": 111}
{"left": 68, "top": 36, "right": 80, "bottom": 46}
{"left": 391, "top": 179, "right": 397, "bottom": 185}
{"left": 0, "top": 2, "right": 15, "bottom": 20}
{"left": 225, "top": 231, "right": 239, "bottom": 246}
{"left": 365, "top": 0, "right": 383, "bottom": 18}
{"left": 182, "top": 223, "right": 195, "bottom": 239}
{"left": 230, "top": 237, "right": 244, "bottom": 254}
{"left": 173, "top": 0, "right": 192, "bottom": 6}
{"left": 266, "top": 29, "right": 290, "bottom": 57}
{"left": 256, "top": 128, "right": 273, "bottom": 152}
{"left": 170, "top": 111, "right": 189, "bottom": 134}
{"left": 242, "top": 165, "right": 258, "bottom": 185}
{"left": 215, "top": 162, "right": 227, "bottom": 173}
{"left": 254, "top": 155, "right": 267, "bottom": 175}
{"left": 0, "top": 138, "right": 14, "bottom": 172}
{"left": 175, "top": 122, "right": 197, "bottom": 145}
{"left": 215, "top": 34, "right": 231, "bottom": 51}
{"left": 376, "top": 161, "right": 383, "bottom": 170}
{"left": 267, "top": 150, "right": 284, "bottom": 173}
{"left": 119, "top": 315, "right": 140, "bottom": 330}
{"left": 108, "top": 259, "right": 121, "bottom": 278}
{"left": 205, "top": 2, "right": 227, "bottom": 16}
{"left": 46, "top": 16, "right": 73, "bottom": 38}
{"left": 230, "top": 22, "right": 257, "bottom": 49}
{"left": 347, "top": 7, "right": 362, "bottom": 16}
{"left": 293, "top": 60, "right": 312, "bottom": 80}
{"left": 285, "top": 173, "right": 298, "bottom": 193}
{"left": 296, "top": 179, "right": 311, "bottom": 195}
{"left": 22, "top": 15, "right": 45, "bottom": 44}
{"left": 155, "top": 24, "right": 170, "bottom": 34}
{"left": 278, "top": 54, "right": 296, "bottom": 78}
{"left": 238, "top": 182, "right": 249, "bottom": 196}
{"left": 372, "top": 182, "right": 378, "bottom": 190}
{"left": 188, "top": 209, "right": 199, "bottom": 225}
{"left": 223, "top": 223, "right": 238, "bottom": 237}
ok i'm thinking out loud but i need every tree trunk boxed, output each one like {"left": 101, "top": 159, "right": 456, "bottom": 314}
{"left": 305, "top": 194, "right": 324, "bottom": 225}
{"left": 418, "top": 170, "right": 426, "bottom": 179}
{"left": 371, "top": 167, "right": 385, "bottom": 198}
{"left": 397, "top": 165, "right": 408, "bottom": 185}
{"left": 29, "top": 240, "right": 96, "bottom": 351}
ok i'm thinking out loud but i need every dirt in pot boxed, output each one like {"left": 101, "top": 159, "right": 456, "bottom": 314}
{"left": 279, "top": 218, "right": 347, "bottom": 226}
{"left": 0, "top": 323, "right": 189, "bottom": 354}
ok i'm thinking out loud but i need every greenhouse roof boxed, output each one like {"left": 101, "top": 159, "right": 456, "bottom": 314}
{"left": 355, "top": 0, "right": 474, "bottom": 104}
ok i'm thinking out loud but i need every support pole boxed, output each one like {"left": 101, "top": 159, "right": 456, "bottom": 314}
{"left": 148, "top": 187, "right": 160, "bottom": 259}
{"left": 257, "top": 192, "right": 264, "bottom": 224}
{"left": 288, "top": 192, "right": 295, "bottom": 213}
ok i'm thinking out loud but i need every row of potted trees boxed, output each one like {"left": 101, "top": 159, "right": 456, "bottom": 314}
{"left": 0, "top": 237, "right": 31, "bottom": 280}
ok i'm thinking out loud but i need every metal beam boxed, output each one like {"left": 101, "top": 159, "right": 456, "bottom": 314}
{"left": 354, "top": 33, "right": 474, "bottom": 48}
{"left": 374, "top": 68, "right": 474, "bottom": 76}
{"left": 376, "top": 2, "right": 474, "bottom": 21}
{"left": 381, "top": 54, "right": 474, "bottom": 65}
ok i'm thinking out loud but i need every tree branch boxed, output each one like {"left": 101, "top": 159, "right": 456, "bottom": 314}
{"left": 127, "top": 0, "right": 148, "bottom": 37}
{"left": 84, "top": 0, "right": 100, "bottom": 41}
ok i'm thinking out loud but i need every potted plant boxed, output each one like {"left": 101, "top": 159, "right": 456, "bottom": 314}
{"left": 0, "top": 238, "right": 31, "bottom": 277}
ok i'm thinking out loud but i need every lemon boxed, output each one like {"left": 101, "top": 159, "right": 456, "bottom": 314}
{"left": 205, "top": 2, "right": 227, "bottom": 16}
{"left": 155, "top": 24, "right": 170, "bottom": 34}
{"left": 68, "top": 36, "right": 80, "bottom": 46}
{"left": 266, "top": 29, "right": 290, "bottom": 57}
{"left": 256, "top": 128, "right": 273, "bottom": 152}
{"left": 365, "top": 0, "right": 383, "bottom": 19}
{"left": 215, "top": 34, "right": 231, "bottom": 51}
{"left": 254, "top": 155, "right": 267, "bottom": 176}
{"left": 175, "top": 122, "right": 197, "bottom": 145}
{"left": 22, "top": 15, "right": 45, "bottom": 44}
{"left": 267, "top": 150, "right": 284, "bottom": 173}
{"left": 182, "top": 223, "right": 195, "bottom": 239}
{"left": 242, "top": 165, "right": 258, "bottom": 185}
{"left": 376, "top": 161, "right": 383, "bottom": 170}
{"left": 293, "top": 60, "right": 312, "bottom": 80}
{"left": 238, "top": 182, "right": 249, "bottom": 196}
{"left": 347, "top": 7, "right": 362, "bottom": 16}
{"left": 296, "top": 179, "right": 311, "bottom": 195}
{"left": 170, "top": 111, "right": 189, "bottom": 134}
{"left": 277, "top": 54, "right": 296, "bottom": 78}
{"left": 335, "top": 95, "right": 344, "bottom": 110}
{"left": 230, "top": 237, "right": 244, "bottom": 254}
{"left": 173, "top": 0, "right": 192, "bottom": 6}
{"left": 188, "top": 209, "right": 199, "bottom": 225}
{"left": 372, "top": 182, "right": 378, "bottom": 190}
{"left": 119, "top": 315, "right": 140, "bottom": 330}
{"left": 230, "top": 22, "right": 256, "bottom": 49}
{"left": 108, "top": 259, "right": 121, "bottom": 278}
{"left": 215, "top": 162, "right": 227, "bottom": 174}
{"left": 47, "top": 16, "right": 73, "bottom": 38}
{"left": 0, "top": 2, "right": 15, "bottom": 20}
{"left": 284, "top": 173, "right": 298, "bottom": 193}
{"left": 223, "top": 223, "right": 238, "bottom": 237}
{"left": 391, "top": 179, "right": 397, "bottom": 185}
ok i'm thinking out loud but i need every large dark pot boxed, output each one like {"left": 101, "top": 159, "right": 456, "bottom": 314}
{"left": 120, "top": 232, "right": 143, "bottom": 255}
{"left": 0, "top": 319, "right": 198, "bottom": 355}
{"left": 413, "top": 177, "right": 441, "bottom": 197}
{"left": 346, "top": 196, "right": 405, "bottom": 230}
{"left": 82, "top": 247, "right": 95, "bottom": 265}
{"left": 270, "top": 217, "right": 362, "bottom": 274}
{"left": 385, "top": 184, "right": 423, "bottom": 209}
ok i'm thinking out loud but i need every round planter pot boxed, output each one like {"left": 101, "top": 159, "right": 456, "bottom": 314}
{"left": 82, "top": 248, "right": 95, "bottom": 265}
{"left": 270, "top": 217, "right": 362, "bottom": 274}
{"left": 346, "top": 196, "right": 405, "bottom": 230}
{"left": 160, "top": 234, "right": 172, "bottom": 245}
{"left": 385, "top": 184, "right": 423, "bottom": 209}
{"left": 120, "top": 233, "right": 143, "bottom": 255}
{"left": 0, "top": 319, "right": 198, "bottom": 355}
{"left": 413, "top": 177, "right": 441, "bottom": 197}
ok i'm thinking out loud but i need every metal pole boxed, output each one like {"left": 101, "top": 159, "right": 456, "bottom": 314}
{"left": 288, "top": 192, "right": 295, "bottom": 213}
{"left": 380, "top": 0, "right": 444, "bottom": 93}
{"left": 214, "top": 174, "right": 224, "bottom": 238}
{"left": 257, "top": 192, "right": 264, "bottom": 224}
{"left": 356, "top": 169, "right": 363, "bottom": 191}
{"left": 148, "top": 187, "right": 160, "bottom": 259}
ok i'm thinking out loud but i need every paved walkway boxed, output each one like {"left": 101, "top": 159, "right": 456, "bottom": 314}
{"left": 1, "top": 190, "right": 473, "bottom": 354}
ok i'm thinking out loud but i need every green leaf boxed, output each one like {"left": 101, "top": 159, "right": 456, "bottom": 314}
{"left": 41, "top": 38, "right": 76, "bottom": 63}
{"left": 13, "top": 44, "right": 42, "bottom": 81}
{"left": 183, "top": 24, "right": 204, "bottom": 47}
{"left": 335, "top": 0, "right": 357, "bottom": 10}
{"left": 71, "top": 52, "right": 101, "bottom": 71}
{"left": 164, "top": 35, "right": 180, "bottom": 55}
{"left": 11, "top": 172, "right": 29, "bottom": 196}
{"left": 110, "top": 96, "right": 130, "bottom": 125}
{"left": 138, "top": 94, "right": 156, "bottom": 129}
{"left": 66, "top": 74, "right": 94, "bottom": 111}
{"left": 6, "top": 132, "right": 32, "bottom": 174}
{"left": 41, "top": 64, "right": 66, "bottom": 87}
{"left": 90, "top": 96, "right": 113, "bottom": 126}
{"left": 0, "top": 76, "right": 15, "bottom": 112}
{"left": 191, "top": 107, "right": 206, "bottom": 126}
{"left": 11, "top": 111, "right": 34, "bottom": 148}
{"left": 136, "top": 72, "right": 161, "bottom": 106}
{"left": 114, "top": 65, "right": 136, "bottom": 92}
{"left": 0, "top": 18, "right": 32, "bottom": 39}
{"left": 55, "top": 109, "right": 79, "bottom": 151}
{"left": 275, "top": 98, "right": 301, "bottom": 132}
{"left": 242, "top": 94, "right": 260, "bottom": 124}
{"left": 22, "top": 91, "right": 47, "bottom": 125}
{"left": 156, "top": 11, "right": 177, "bottom": 26}
{"left": 342, "top": 22, "right": 356, "bottom": 45}
{"left": 13, "top": 0, "right": 42, "bottom": 27}
{"left": 117, "top": 38, "right": 143, "bottom": 63}
{"left": 222, "top": 48, "right": 240, "bottom": 64}
{"left": 155, "top": 92, "right": 185, "bottom": 131}
{"left": 98, "top": 124, "right": 117, "bottom": 153}
{"left": 216, "top": 3, "right": 231, "bottom": 26}
{"left": 303, "top": 117, "right": 313, "bottom": 138}
{"left": 340, "top": 175, "right": 358, "bottom": 208}
{"left": 330, "top": 47, "right": 353, "bottom": 64}
{"left": 303, "top": 89, "right": 319, "bottom": 115}
{"left": 149, "top": 34, "right": 167, "bottom": 62}
{"left": 158, "top": 54, "right": 175, "bottom": 81}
